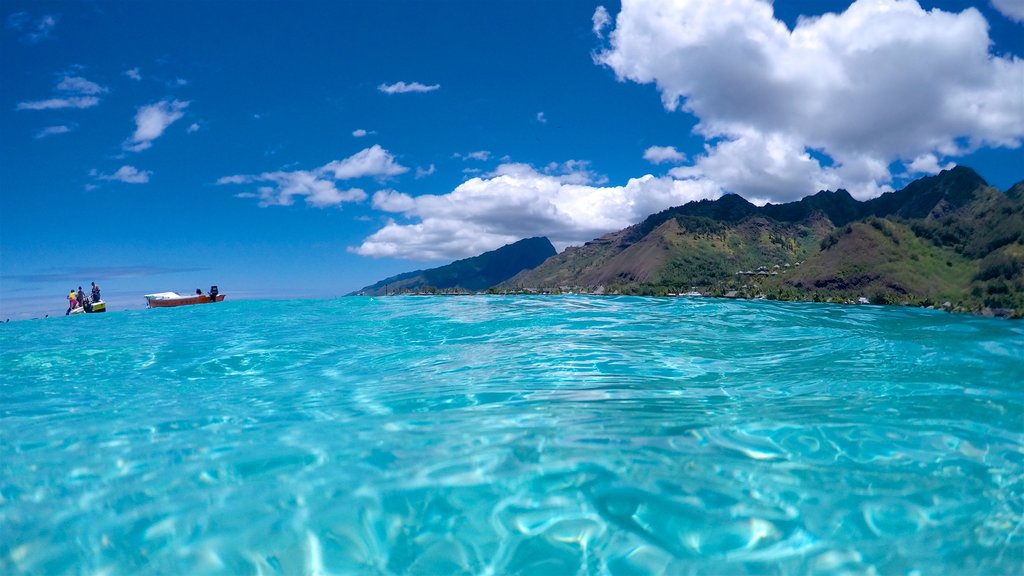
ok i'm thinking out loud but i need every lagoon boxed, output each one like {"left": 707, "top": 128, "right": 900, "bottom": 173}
{"left": 2, "top": 297, "right": 1022, "bottom": 574}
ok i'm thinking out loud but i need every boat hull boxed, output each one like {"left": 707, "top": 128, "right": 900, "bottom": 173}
{"left": 145, "top": 294, "right": 226, "bottom": 308}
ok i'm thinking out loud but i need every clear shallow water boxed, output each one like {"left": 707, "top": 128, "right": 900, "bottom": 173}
{"left": 1, "top": 296, "right": 1022, "bottom": 575}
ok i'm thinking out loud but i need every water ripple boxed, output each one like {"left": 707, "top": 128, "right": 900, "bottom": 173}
{"left": 1, "top": 296, "right": 1022, "bottom": 574}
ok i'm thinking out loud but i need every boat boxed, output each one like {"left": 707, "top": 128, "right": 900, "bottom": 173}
{"left": 145, "top": 286, "right": 224, "bottom": 308}
{"left": 69, "top": 300, "right": 107, "bottom": 314}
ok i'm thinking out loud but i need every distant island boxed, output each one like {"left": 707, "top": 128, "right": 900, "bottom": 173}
{"left": 357, "top": 167, "right": 1024, "bottom": 318}
{"left": 350, "top": 236, "right": 556, "bottom": 296}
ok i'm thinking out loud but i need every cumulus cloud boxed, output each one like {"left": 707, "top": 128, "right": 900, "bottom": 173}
{"left": 124, "top": 67, "right": 142, "bottom": 81}
{"left": 187, "top": 123, "right": 200, "bottom": 133}
{"left": 35, "top": 125, "right": 73, "bottom": 139}
{"left": 99, "top": 165, "right": 152, "bottom": 184}
{"left": 643, "top": 145, "right": 686, "bottom": 164}
{"left": 536, "top": 111, "right": 547, "bottom": 124}
{"left": 352, "top": 161, "right": 721, "bottom": 260}
{"left": 991, "top": 0, "right": 1024, "bottom": 23}
{"left": 539, "top": 160, "right": 609, "bottom": 186}
{"left": 320, "top": 144, "right": 408, "bottom": 179}
{"left": 124, "top": 99, "right": 189, "bottom": 152}
{"left": 596, "top": 0, "right": 1024, "bottom": 201}
{"left": 378, "top": 81, "right": 440, "bottom": 94}
{"left": 353, "top": 128, "right": 378, "bottom": 138}
{"left": 906, "top": 153, "right": 957, "bottom": 175}
{"left": 219, "top": 145, "right": 406, "bottom": 208}
{"left": 16, "top": 74, "right": 106, "bottom": 111}
{"left": 669, "top": 130, "right": 872, "bottom": 203}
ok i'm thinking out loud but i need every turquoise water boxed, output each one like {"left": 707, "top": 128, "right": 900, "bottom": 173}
{"left": 1, "top": 296, "right": 1022, "bottom": 574}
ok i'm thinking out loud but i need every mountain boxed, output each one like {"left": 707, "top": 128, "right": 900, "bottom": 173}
{"left": 352, "top": 236, "right": 557, "bottom": 295}
{"left": 502, "top": 167, "right": 1024, "bottom": 317}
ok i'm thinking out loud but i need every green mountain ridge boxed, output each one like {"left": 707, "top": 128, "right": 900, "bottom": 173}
{"left": 352, "top": 236, "right": 556, "bottom": 295}
{"left": 502, "top": 167, "right": 1024, "bottom": 317}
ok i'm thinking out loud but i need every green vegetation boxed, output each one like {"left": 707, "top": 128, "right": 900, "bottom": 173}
{"left": 362, "top": 167, "right": 1022, "bottom": 318}
{"left": 505, "top": 167, "right": 1024, "bottom": 318}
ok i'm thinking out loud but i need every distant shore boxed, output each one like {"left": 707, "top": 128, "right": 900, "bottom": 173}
{"left": 352, "top": 290, "right": 1022, "bottom": 319}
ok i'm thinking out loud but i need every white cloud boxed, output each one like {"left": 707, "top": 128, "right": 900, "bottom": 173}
{"left": 123, "top": 99, "right": 189, "bottom": 152}
{"left": 593, "top": 6, "right": 612, "bottom": 38}
{"left": 377, "top": 81, "right": 441, "bottom": 94}
{"left": 319, "top": 144, "right": 408, "bottom": 180}
{"left": 596, "top": 0, "right": 1024, "bottom": 202}
{"left": 187, "top": 123, "right": 200, "bottom": 133}
{"left": 372, "top": 189, "right": 419, "bottom": 213}
{"left": 540, "top": 160, "right": 609, "bottom": 185}
{"left": 16, "top": 97, "right": 99, "bottom": 111}
{"left": 352, "top": 129, "right": 368, "bottom": 137}
{"left": 57, "top": 76, "right": 106, "bottom": 95}
{"left": 643, "top": 145, "right": 686, "bottom": 165}
{"left": 991, "top": 0, "right": 1024, "bottom": 23}
{"left": 228, "top": 171, "right": 367, "bottom": 208}
{"left": 220, "top": 146, "right": 407, "bottom": 208}
{"left": 16, "top": 74, "right": 106, "bottom": 111}
{"left": 352, "top": 161, "right": 721, "bottom": 260}
{"left": 35, "top": 125, "right": 73, "bottom": 139}
{"left": 668, "top": 130, "right": 881, "bottom": 203}
{"left": 99, "top": 165, "right": 152, "bottom": 184}
{"left": 536, "top": 111, "right": 547, "bottom": 124}
{"left": 416, "top": 164, "right": 436, "bottom": 179}
{"left": 465, "top": 150, "right": 491, "bottom": 161}
{"left": 124, "top": 67, "right": 142, "bottom": 81}
{"left": 906, "top": 153, "right": 957, "bottom": 175}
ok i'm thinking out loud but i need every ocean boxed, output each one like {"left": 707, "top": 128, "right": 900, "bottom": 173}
{"left": 1, "top": 296, "right": 1022, "bottom": 574}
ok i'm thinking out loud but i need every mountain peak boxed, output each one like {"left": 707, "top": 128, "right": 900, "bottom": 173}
{"left": 1008, "top": 181, "right": 1024, "bottom": 200}
{"left": 865, "top": 165, "right": 989, "bottom": 219}
{"left": 761, "top": 188, "right": 862, "bottom": 225}
{"left": 352, "top": 237, "right": 556, "bottom": 295}
{"left": 941, "top": 165, "right": 986, "bottom": 184}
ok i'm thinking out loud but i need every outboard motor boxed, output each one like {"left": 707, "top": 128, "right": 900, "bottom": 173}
{"left": 209, "top": 285, "right": 219, "bottom": 302}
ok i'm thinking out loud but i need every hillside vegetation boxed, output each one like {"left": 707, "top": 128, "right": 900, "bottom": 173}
{"left": 501, "top": 167, "right": 1024, "bottom": 317}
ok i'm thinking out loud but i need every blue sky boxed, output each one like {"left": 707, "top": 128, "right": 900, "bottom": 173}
{"left": 2, "top": 0, "right": 1022, "bottom": 320}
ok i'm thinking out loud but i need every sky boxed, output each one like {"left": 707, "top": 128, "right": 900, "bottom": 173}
{"left": 2, "top": 0, "right": 1022, "bottom": 320}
